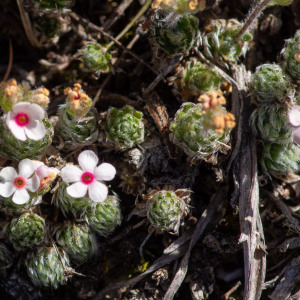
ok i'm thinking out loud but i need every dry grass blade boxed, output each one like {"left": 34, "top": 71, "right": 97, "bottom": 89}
{"left": 230, "top": 65, "right": 266, "bottom": 300}
{"left": 263, "top": 189, "right": 300, "bottom": 234}
{"left": 269, "top": 256, "right": 300, "bottom": 300}
{"left": 92, "top": 242, "right": 189, "bottom": 299}
{"left": 163, "top": 191, "right": 225, "bottom": 300}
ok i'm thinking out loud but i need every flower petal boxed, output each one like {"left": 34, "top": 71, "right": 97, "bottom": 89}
{"left": 66, "top": 182, "right": 88, "bottom": 198}
{"left": 26, "top": 103, "right": 45, "bottom": 121}
{"left": 32, "top": 160, "right": 44, "bottom": 171}
{"left": 94, "top": 163, "right": 116, "bottom": 181}
{"left": 12, "top": 102, "right": 32, "bottom": 114}
{"left": 12, "top": 188, "right": 30, "bottom": 205}
{"left": 293, "top": 127, "right": 300, "bottom": 145}
{"left": 78, "top": 150, "right": 99, "bottom": 172}
{"left": 0, "top": 182, "right": 15, "bottom": 197}
{"left": 0, "top": 167, "right": 18, "bottom": 182}
{"left": 61, "top": 165, "right": 83, "bottom": 182}
{"left": 88, "top": 181, "right": 108, "bottom": 203}
{"left": 36, "top": 165, "right": 50, "bottom": 179}
{"left": 26, "top": 174, "right": 40, "bottom": 192}
{"left": 289, "top": 106, "right": 300, "bottom": 127}
{"left": 24, "top": 121, "right": 46, "bottom": 141}
{"left": 18, "top": 159, "right": 35, "bottom": 179}
{"left": 6, "top": 112, "right": 27, "bottom": 141}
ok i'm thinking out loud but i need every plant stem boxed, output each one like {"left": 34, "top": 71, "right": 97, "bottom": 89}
{"left": 235, "top": 0, "right": 271, "bottom": 39}
{"left": 106, "top": 0, "right": 152, "bottom": 49}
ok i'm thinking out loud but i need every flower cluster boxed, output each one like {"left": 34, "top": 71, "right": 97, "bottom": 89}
{"left": 0, "top": 158, "right": 59, "bottom": 205}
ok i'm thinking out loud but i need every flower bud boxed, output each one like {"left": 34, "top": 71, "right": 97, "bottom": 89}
{"left": 0, "top": 80, "right": 24, "bottom": 113}
{"left": 57, "top": 83, "right": 98, "bottom": 146}
{"left": 152, "top": 0, "right": 206, "bottom": 14}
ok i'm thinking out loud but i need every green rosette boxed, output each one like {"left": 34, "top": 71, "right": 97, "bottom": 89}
{"left": 151, "top": 9, "right": 200, "bottom": 56}
{"left": 250, "top": 64, "right": 295, "bottom": 105}
{"left": 84, "top": 195, "right": 122, "bottom": 237}
{"left": 1, "top": 195, "right": 41, "bottom": 214}
{"left": 169, "top": 102, "right": 231, "bottom": 162}
{"left": 282, "top": 29, "right": 300, "bottom": 83}
{"left": 250, "top": 105, "right": 293, "bottom": 144}
{"left": 182, "top": 58, "right": 222, "bottom": 94}
{"left": 80, "top": 42, "right": 112, "bottom": 73}
{"left": 57, "top": 106, "right": 98, "bottom": 147}
{"left": 105, "top": 105, "right": 145, "bottom": 150}
{"left": 56, "top": 221, "right": 97, "bottom": 262}
{"left": 55, "top": 182, "right": 93, "bottom": 217}
{"left": 26, "top": 247, "right": 70, "bottom": 288}
{"left": 203, "top": 19, "right": 252, "bottom": 62}
{"left": 0, "top": 117, "right": 53, "bottom": 160}
{"left": 261, "top": 143, "right": 300, "bottom": 175}
{"left": 7, "top": 213, "right": 45, "bottom": 251}
{"left": 146, "top": 190, "right": 187, "bottom": 232}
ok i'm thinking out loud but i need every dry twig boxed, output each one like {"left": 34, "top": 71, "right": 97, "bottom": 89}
{"left": 230, "top": 65, "right": 266, "bottom": 300}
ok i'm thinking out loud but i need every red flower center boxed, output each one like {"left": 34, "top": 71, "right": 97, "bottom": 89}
{"left": 14, "top": 176, "right": 26, "bottom": 189}
{"left": 15, "top": 113, "right": 29, "bottom": 127}
{"left": 81, "top": 172, "right": 94, "bottom": 185}
{"left": 74, "top": 93, "right": 80, "bottom": 100}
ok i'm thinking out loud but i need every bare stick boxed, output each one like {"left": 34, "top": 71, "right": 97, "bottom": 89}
{"left": 69, "top": 12, "right": 158, "bottom": 76}
{"left": 92, "top": 33, "right": 140, "bottom": 107}
{"left": 106, "top": 0, "right": 152, "bottom": 49}
{"left": 3, "top": 40, "right": 13, "bottom": 81}
{"left": 16, "top": 0, "right": 41, "bottom": 48}
{"left": 235, "top": 0, "right": 271, "bottom": 39}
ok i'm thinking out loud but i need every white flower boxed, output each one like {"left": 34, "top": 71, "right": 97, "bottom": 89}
{"left": 0, "top": 159, "right": 40, "bottom": 205}
{"left": 32, "top": 161, "right": 59, "bottom": 190}
{"left": 61, "top": 150, "right": 116, "bottom": 203}
{"left": 6, "top": 102, "right": 46, "bottom": 141}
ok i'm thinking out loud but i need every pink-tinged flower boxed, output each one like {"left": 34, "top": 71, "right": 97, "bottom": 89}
{"left": 61, "top": 150, "right": 116, "bottom": 203}
{"left": 32, "top": 161, "right": 59, "bottom": 191}
{"left": 288, "top": 105, "right": 300, "bottom": 145}
{"left": 0, "top": 159, "right": 40, "bottom": 205}
{"left": 6, "top": 102, "right": 46, "bottom": 141}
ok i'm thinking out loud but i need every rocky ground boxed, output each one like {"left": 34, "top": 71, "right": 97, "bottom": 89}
{"left": 1, "top": 0, "right": 300, "bottom": 299}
